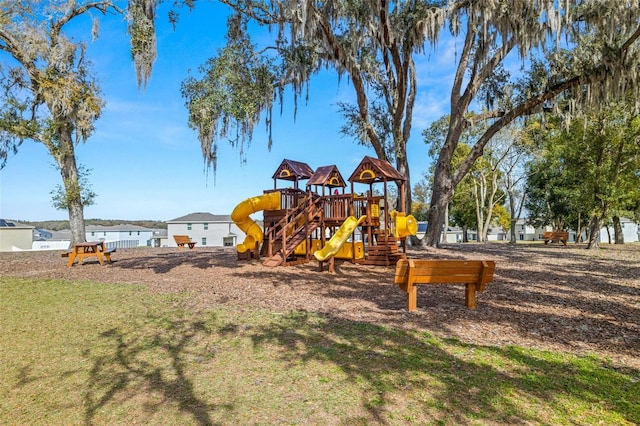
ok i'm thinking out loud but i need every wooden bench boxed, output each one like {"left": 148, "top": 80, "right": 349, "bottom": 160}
{"left": 174, "top": 235, "right": 197, "bottom": 249}
{"left": 542, "top": 231, "right": 568, "bottom": 245}
{"left": 394, "top": 259, "right": 496, "bottom": 311}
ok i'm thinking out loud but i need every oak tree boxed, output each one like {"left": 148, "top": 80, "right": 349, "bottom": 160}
{"left": 178, "top": 1, "right": 640, "bottom": 249}
{"left": 422, "top": 0, "right": 640, "bottom": 246}
{"left": 0, "top": 0, "right": 157, "bottom": 245}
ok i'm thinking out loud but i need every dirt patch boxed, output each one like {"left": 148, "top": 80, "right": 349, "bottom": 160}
{"left": 2, "top": 243, "right": 639, "bottom": 368}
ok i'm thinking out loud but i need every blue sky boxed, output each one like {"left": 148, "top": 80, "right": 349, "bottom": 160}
{"left": 0, "top": 3, "right": 456, "bottom": 222}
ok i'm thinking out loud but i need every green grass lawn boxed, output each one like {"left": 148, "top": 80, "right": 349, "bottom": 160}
{"left": 1, "top": 277, "right": 638, "bottom": 425}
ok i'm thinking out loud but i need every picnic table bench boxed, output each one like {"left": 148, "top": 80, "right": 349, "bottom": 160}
{"left": 174, "top": 235, "right": 197, "bottom": 249}
{"left": 542, "top": 231, "right": 569, "bottom": 245}
{"left": 394, "top": 259, "right": 496, "bottom": 311}
{"left": 62, "top": 241, "right": 116, "bottom": 267}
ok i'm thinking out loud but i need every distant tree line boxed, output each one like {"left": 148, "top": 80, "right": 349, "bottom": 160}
{"left": 21, "top": 220, "right": 167, "bottom": 231}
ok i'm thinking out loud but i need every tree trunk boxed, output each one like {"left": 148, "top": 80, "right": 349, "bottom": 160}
{"left": 613, "top": 216, "right": 624, "bottom": 244}
{"left": 508, "top": 187, "right": 517, "bottom": 244}
{"left": 586, "top": 216, "right": 603, "bottom": 249}
{"left": 443, "top": 203, "right": 449, "bottom": 244}
{"left": 423, "top": 177, "right": 453, "bottom": 247}
{"left": 474, "top": 181, "right": 485, "bottom": 243}
{"left": 462, "top": 225, "right": 469, "bottom": 243}
{"left": 54, "top": 131, "right": 87, "bottom": 247}
{"left": 395, "top": 153, "right": 412, "bottom": 215}
{"left": 423, "top": 141, "right": 457, "bottom": 247}
{"left": 509, "top": 218, "right": 517, "bottom": 244}
{"left": 575, "top": 212, "right": 582, "bottom": 243}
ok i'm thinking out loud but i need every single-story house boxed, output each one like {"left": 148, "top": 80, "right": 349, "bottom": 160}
{"left": 0, "top": 219, "right": 34, "bottom": 251}
{"left": 32, "top": 224, "right": 155, "bottom": 250}
{"left": 167, "top": 212, "right": 243, "bottom": 248}
{"left": 84, "top": 224, "right": 155, "bottom": 248}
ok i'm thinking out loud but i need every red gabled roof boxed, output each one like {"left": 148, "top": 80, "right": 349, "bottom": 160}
{"left": 272, "top": 159, "right": 314, "bottom": 181}
{"left": 307, "top": 165, "right": 346, "bottom": 188}
{"left": 347, "top": 156, "right": 405, "bottom": 184}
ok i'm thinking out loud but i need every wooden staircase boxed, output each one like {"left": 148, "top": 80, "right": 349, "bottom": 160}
{"left": 263, "top": 222, "right": 321, "bottom": 267}
{"left": 263, "top": 194, "right": 323, "bottom": 267}
{"left": 360, "top": 234, "right": 406, "bottom": 267}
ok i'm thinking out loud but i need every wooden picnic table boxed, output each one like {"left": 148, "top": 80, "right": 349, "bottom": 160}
{"left": 65, "top": 241, "right": 116, "bottom": 267}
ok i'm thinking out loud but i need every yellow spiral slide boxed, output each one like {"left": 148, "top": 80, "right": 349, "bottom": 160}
{"left": 231, "top": 192, "right": 281, "bottom": 253}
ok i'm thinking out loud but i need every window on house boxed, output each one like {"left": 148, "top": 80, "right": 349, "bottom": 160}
{"left": 204, "top": 223, "right": 209, "bottom": 230}
{"left": 201, "top": 237, "right": 207, "bottom": 246}
{"left": 223, "top": 237, "right": 234, "bottom": 247}
{"left": 187, "top": 223, "right": 192, "bottom": 230}
{"left": 91, "top": 232, "right": 95, "bottom": 236}
{"left": 103, "top": 232, "right": 107, "bottom": 236}
{"left": 129, "top": 231, "right": 132, "bottom": 236}
{"left": 519, "top": 234, "right": 524, "bottom": 241}
{"left": 137, "top": 231, "right": 140, "bottom": 235}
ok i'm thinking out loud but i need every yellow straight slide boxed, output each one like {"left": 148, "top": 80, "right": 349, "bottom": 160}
{"left": 314, "top": 215, "right": 366, "bottom": 262}
{"left": 231, "top": 192, "right": 281, "bottom": 253}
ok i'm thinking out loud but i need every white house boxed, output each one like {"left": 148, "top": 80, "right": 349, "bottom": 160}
{"left": 167, "top": 212, "right": 243, "bottom": 248}
{"left": 597, "top": 217, "right": 640, "bottom": 243}
{"left": 30, "top": 224, "right": 157, "bottom": 250}
{"left": 0, "top": 219, "right": 34, "bottom": 251}
{"left": 415, "top": 222, "right": 478, "bottom": 243}
{"left": 85, "top": 224, "right": 154, "bottom": 247}
{"left": 512, "top": 219, "right": 538, "bottom": 241}
{"left": 150, "top": 229, "right": 169, "bottom": 247}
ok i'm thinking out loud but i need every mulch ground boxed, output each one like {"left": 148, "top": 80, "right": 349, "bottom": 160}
{"left": 2, "top": 242, "right": 639, "bottom": 369}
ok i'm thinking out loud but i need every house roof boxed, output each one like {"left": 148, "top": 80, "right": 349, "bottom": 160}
{"left": 307, "top": 165, "right": 347, "bottom": 188}
{"left": 271, "top": 159, "right": 314, "bottom": 182}
{"left": 86, "top": 224, "right": 153, "bottom": 231}
{"left": 49, "top": 230, "right": 72, "bottom": 240}
{"left": 0, "top": 219, "right": 33, "bottom": 229}
{"left": 347, "top": 156, "right": 405, "bottom": 184}
{"left": 168, "top": 212, "right": 232, "bottom": 223}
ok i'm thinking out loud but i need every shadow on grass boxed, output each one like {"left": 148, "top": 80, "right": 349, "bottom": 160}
{"left": 248, "top": 311, "right": 640, "bottom": 424}
{"left": 98, "top": 244, "right": 640, "bottom": 362}
{"left": 85, "top": 307, "right": 640, "bottom": 425}
{"left": 84, "top": 313, "right": 230, "bottom": 426}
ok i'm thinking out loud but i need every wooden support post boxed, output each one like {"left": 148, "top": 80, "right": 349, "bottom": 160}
{"left": 407, "top": 282, "right": 417, "bottom": 311}
{"left": 465, "top": 283, "right": 477, "bottom": 309}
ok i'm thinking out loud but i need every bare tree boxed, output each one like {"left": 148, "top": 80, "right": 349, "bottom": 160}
{"left": 495, "top": 126, "right": 531, "bottom": 244}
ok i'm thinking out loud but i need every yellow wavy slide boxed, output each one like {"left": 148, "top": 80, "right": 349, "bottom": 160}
{"left": 231, "top": 192, "right": 281, "bottom": 254}
{"left": 313, "top": 215, "right": 367, "bottom": 262}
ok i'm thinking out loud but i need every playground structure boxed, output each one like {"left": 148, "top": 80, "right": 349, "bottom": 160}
{"left": 231, "top": 156, "right": 418, "bottom": 270}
